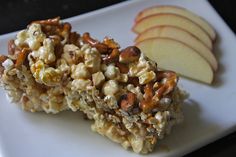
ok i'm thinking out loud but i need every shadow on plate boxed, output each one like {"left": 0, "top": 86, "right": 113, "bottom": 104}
{"left": 22, "top": 110, "right": 94, "bottom": 138}
{"left": 212, "top": 34, "right": 225, "bottom": 88}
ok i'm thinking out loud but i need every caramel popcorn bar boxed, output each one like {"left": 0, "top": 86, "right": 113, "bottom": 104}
{"left": 0, "top": 17, "right": 187, "bottom": 153}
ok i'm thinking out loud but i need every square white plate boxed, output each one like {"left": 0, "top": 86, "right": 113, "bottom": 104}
{"left": 1, "top": 0, "right": 236, "bottom": 157}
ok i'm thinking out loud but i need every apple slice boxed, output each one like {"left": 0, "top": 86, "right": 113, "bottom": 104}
{"left": 136, "top": 37, "right": 214, "bottom": 84}
{"left": 135, "top": 26, "right": 218, "bottom": 71}
{"left": 135, "top": 5, "right": 216, "bottom": 40}
{"left": 132, "top": 13, "right": 212, "bottom": 49}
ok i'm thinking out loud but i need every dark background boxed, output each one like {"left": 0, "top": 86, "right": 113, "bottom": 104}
{"left": 0, "top": 0, "right": 236, "bottom": 156}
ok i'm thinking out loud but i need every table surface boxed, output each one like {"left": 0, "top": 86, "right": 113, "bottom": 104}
{"left": 0, "top": 0, "right": 235, "bottom": 156}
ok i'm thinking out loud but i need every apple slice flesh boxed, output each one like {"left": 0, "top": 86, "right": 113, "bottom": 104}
{"left": 135, "top": 26, "right": 218, "bottom": 71}
{"left": 136, "top": 37, "right": 214, "bottom": 84}
{"left": 133, "top": 13, "right": 212, "bottom": 49}
{"left": 135, "top": 5, "right": 216, "bottom": 40}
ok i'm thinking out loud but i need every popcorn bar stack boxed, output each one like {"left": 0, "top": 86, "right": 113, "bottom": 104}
{"left": 0, "top": 17, "right": 187, "bottom": 153}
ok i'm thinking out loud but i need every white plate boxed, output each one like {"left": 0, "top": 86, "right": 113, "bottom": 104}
{"left": 0, "top": 0, "right": 236, "bottom": 157}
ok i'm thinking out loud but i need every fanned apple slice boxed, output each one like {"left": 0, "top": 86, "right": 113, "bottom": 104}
{"left": 132, "top": 13, "right": 212, "bottom": 49}
{"left": 135, "top": 26, "right": 218, "bottom": 71}
{"left": 135, "top": 5, "right": 216, "bottom": 40}
{"left": 136, "top": 37, "right": 214, "bottom": 84}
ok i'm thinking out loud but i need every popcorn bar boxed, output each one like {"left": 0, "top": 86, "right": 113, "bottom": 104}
{"left": 0, "top": 17, "right": 187, "bottom": 153}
